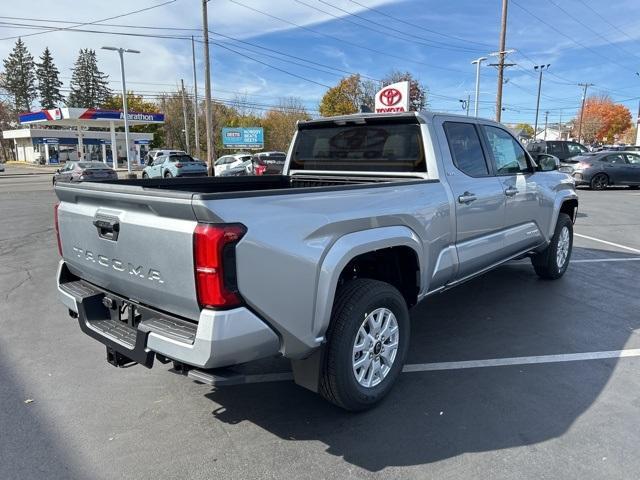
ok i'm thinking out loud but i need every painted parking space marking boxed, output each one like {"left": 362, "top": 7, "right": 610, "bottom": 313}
{"left": 575, "top": 233, "right": 640, "bottom": 254}
{"left": 570, "top": 257, "right": 640, "bottom": 263}
{"left": 210, "top": 349, "right": 640, "bottom": 385}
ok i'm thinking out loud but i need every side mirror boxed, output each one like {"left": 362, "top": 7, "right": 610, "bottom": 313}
{"left": 539, "top": 156, "right": 559, "bottom": 172}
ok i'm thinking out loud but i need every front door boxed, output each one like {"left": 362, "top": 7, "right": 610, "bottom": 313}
{"left": 440, "top": 120, "right": 506, "bottom": 280}
{"left": 481, "top": 125, "right": 546, "bottom": 256}
{"left": 623, "top": 153, "right": 640, "bottom": 184}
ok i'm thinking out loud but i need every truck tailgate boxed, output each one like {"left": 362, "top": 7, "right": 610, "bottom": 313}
{"left": 55, "top": 182, "right": 201, "bottom": 321}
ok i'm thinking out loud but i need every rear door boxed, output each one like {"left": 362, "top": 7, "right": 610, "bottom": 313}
{"left": 602, "top": 153, "right": 628, "bottom": 183}
{"left": 623, "top": 153, "right": 640, "bottom": 184}
{"left": 440, "top": 120, "right": 506, "bottom": 280}
{"left": 481, "top": 124, "right": 546, "bottom": 255}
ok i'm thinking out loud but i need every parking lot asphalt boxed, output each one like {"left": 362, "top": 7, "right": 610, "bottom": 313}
{"left": 1, "top": 168, "right": 639, "bottom": 480}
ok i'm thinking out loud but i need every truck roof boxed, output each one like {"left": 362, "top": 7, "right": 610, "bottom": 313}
{"left": 298, "top": 110, "right": 502, "bottom": 127}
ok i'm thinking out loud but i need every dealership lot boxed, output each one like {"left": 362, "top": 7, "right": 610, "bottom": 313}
{"left": 1, "top": 169, "right": 639, "bottom": 480}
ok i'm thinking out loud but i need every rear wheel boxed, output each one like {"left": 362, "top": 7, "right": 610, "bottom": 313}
{"left": 531, "top": 213, "right": 573, "bottom": 280}
{"left": 164, "top": 171, "right": 173, "bottom": 178}
{"left": 319, "top": 278, "right": 409, "bottom": 411}
{"left": 590, "top": 173, "right": 608, "bottom": 190}
{"left": 141, "top": 172, "right": 148, "bottom": 179}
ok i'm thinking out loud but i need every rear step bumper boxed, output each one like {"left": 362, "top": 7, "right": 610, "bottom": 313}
{"left": 57, "top": 260, "right": 280, "bottom": 369}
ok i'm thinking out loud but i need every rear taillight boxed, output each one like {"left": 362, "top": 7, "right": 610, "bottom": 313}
{"left": 194, "top": 223, "right": 246, "bottom": 309}
{"left": 54, "top": 202, "right": 62, "bottom": 256}
{"left": 255, "top": 165, "right": 267, "bottom": 176}
{"left": 175, "top": 163, "right": 183, "bottom": 168}
{"left": 578, "top": 162, "right": 592, "bottom": 169}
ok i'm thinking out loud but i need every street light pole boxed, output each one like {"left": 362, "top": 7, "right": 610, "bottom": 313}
{"left": 102, "top": 46, "right": 140, "bottom": 178}
{"left": 471, "top": 57, "right": 487, "bottom": 117}
{"left": 533, "top": 64, "right": 550, "bottom": 138}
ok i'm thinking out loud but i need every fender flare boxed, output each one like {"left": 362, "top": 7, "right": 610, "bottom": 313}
{"left": 311, "top": 225, "right": 423, "bottom": 342}
{"left": 549, "top": 192, "right": 578, "bottom": 241}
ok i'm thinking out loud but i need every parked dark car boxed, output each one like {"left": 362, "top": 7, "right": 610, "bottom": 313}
{"left": 527, "top": 140, "right": 589, "bottom": 161}
{"left": 52, "top": 161, "right": 118, "bottom": 185}
{"left": 570, "top": 151, "right": 640, "bottom": 190}
{"left": 252, "top": 151, "right": 286, "bottom": 175}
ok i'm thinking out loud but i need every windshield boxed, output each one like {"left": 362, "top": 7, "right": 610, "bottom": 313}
{"left": 78, "top": 162, "right": 109, "bottom": 169}
{"left": 290, "top": 121, "right": 425, "bottom": 172}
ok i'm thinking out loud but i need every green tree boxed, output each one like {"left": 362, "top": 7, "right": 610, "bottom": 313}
{"left": 1, "top": 38, "right": 37, "bottom": 111}
{"left": 36, "top": 47, "right": 63, "bottom": 109}
{"left": 67, "top": 49, "right": 111, "bottom": 108}
{"left": 515, "top": 123, "right": 535, "bottom": 138}
{"left": 380, "top": 70, "right": 427, "bottom": 111}
{"left": 319, "top": 74, "right": 363, "bottom": 117}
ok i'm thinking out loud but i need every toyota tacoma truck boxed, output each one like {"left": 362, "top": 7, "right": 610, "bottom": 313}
{"left": 55, "top": 112, "right": 578, "bottom": 411}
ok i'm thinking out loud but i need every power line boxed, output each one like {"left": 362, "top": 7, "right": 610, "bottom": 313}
{"left": 0, "top": 0, "right": 177, "bottom": 41}
{"left": 573, "top": 0, "right": 639, "bottom": 46}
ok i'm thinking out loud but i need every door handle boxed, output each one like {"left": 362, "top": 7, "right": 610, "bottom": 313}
{"left": 458, "top": 192, "right": 477, "bottom": 204}
{"left": 504, "top": 186, "right": 518, "bottom": 197}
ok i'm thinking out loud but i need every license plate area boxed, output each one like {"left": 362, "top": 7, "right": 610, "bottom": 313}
{"left": 104, "top": 296, "right": 142, "bottom": 329}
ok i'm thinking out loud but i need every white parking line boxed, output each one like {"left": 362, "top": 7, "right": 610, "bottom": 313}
{"left": 210, "top": 349, "right": 640, "bottom": 385}
{"left": 571, "top": 257, "right": 640, "bottom": 263}
{"left": 575, "top": 233, "right": 640, "bottom": 254}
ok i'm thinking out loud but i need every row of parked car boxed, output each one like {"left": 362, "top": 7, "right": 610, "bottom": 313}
{"left": 527, "top": 140, "right": 640, "bottom": 190}
{"left": 52, "top": 149, "right": 287, "bottom": 184}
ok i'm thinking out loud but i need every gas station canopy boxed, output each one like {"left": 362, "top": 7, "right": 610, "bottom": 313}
{"left": 19, "top": 107, "right": 164, "bottom": 128}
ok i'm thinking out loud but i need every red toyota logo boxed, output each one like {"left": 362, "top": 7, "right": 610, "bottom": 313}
{"left": 379, "top": 88, "right": 402, "bottom": 106}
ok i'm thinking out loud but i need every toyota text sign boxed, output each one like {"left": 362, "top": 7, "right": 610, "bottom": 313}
{"left": 374, "top": 81, "right": 410, "bottom": 113}
{"left": 222, "top": 127, "right": 264, "bottom": 149}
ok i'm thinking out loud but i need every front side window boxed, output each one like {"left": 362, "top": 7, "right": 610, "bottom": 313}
{"left": 606, "top": 154, "right": 627, "bottom": 164}
{"left": 443, "top": 122, "right": 489, "bottom": 177}
{"left": 484, "top": 126, "right": 530, "bottom": 174}
{"left": 153, "top": 156, "right": 166, "bottom": 166}
{"left": 290, "top": 121, "right": 425, "bottom": 172}
{"left": 567, "top": 142, "right": 588, "bottom": 154}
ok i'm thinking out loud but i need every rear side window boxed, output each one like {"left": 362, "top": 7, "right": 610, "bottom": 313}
{"left": 547, "top": 142, "right": 564, "bottom": 156}
{"left": 443, "top": 122, "right": 489, "bottom": 177}
{"left": 290, "top": 122, "right": 425, "bottom": 172}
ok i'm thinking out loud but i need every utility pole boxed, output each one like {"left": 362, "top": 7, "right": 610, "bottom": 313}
{"left": 635, "top": 98, "right": 640, "bottom": 145}
{"left": 577, "top": 83, "right": 594, "bottom": 144}
{"left": 533, "top": 64, "right": 550, "bottom": 138}
{"left": 495, "top": 0, "right": 509, "bottom": 122}
{"left": 180, "top": 79, "right": 190, "bottom": 154}
{"left": 466, "top": 94, "right": 471, "bottom": 116}
{"left": 543, "top": 111, "right": 549, "bottom": 140}
{"left": 202, "top": 0, "right": 215, "bottom": 175}
{"left": 559, "top": 110, "right": 563, "bottom": 140}
{"left": 471, "top": 57, "right": 487, "bottom": 117}
{"left": 191, "top": 36, "right": 200, "bottom": 159}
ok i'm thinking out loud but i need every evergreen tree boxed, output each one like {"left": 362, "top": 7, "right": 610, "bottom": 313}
{"left": 67, "top": 49, "right": 111, "bottom": 108}
{"left": 1, "top": 38, "right": 37, "bottom": 112}
{"left": 36, "top": 47, "right": 63, "bottom": 109}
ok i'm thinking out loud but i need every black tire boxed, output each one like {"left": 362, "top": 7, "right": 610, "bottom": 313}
{"left": 590, "top": 173, "right": 608, "bottom": 190}
{"left": 319, "top": 278, "right": 410, "bottom": 411}
{"left": 531, "top": 213, "right": 573, "bottom": 280}
{"left": 164, "top": 171, "right": 173, "bottom": 178}
{"left": 141, "top": 172, "right": 148, "bottom": 179}
{"left": 628, "top": 185, "right": 639, "bottom": 190}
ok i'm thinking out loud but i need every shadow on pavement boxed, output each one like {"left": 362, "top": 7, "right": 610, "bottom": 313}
{"left": 203, "top": 246, "right": 639, "bottom": 471}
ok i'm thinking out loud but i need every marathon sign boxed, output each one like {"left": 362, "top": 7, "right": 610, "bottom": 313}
{"left": 19, "top": 107, "right": 165, "bottom": 125}
{"left": 374, "top": 81, "right": 410, "bottom": 113}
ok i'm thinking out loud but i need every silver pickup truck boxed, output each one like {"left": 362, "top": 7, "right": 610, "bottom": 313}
{"left": 55, "top": 112, "right": 578, "bottom": 411}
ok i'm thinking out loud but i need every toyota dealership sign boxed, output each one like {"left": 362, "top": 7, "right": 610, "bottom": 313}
{"left": 374, "top": 81, "right": 409, "bottom": 113}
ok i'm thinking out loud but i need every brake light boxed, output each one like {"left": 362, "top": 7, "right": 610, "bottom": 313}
{"left": 175, "top": 163, "right": 183, "bottom": 168}
{"left": 194, "top": 223, "right": 246, "bottom": 309}
{"left": 54, "top": 202, "right": 62, "bottom": 256}
{"left": 255, "top": 165, "right": 267, "bottom": 176}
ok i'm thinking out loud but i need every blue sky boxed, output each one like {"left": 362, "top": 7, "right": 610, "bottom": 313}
{"left": 1, "top": 0, "right": 639, "bottom": 126}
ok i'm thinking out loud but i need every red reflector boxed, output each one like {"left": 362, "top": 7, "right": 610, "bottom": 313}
{"left": 175, "top": 163, "right": 183, "bottom": 168}
{"left": 255, "top": 165, "right": 267, "bottom": 176}
{"left": 194, "top": 223, "right": 246, "bottom": 309}
{"left": 54, "top": 202, "right": 62, "bottom": 256}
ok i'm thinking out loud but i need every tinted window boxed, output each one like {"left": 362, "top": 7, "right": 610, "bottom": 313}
{"left": 567, "top": 142, "right": 588, "bottom": 154}
{"left": 78, "top": 162, "right": 106, "bottom": 169}
{"left": 546, "top": 142, "right": 564, "bottom": 155}
{"left": 484, "top": 126, "right": 530, "bottom": 174}
{"left": 625, "top": 153, "right": 640, "bottom": 164}
{"left": 170, "top": 155, "right": 196, "bottom": 163}
{"left": 290, "top": 122, "right": 426, "bottom": 172}
{"left": 606, "top": 154, "right": 627, "bottom": 164}
{"left": 443, "top": 122, "right": 489, "bottom": 177}
{"left": 153, "top": 156, "right": 166, "bottom": 166}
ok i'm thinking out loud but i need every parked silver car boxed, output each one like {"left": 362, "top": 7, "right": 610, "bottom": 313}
{"left": 52, "top": 161, "right": 118, "bottom": 185}
{"left": 569, "top": 151, "right": 640, "bottom": 189}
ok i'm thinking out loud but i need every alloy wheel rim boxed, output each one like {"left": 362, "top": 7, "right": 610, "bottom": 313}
{"left": 352, "top": 307, "right": 400, "bottom": 388}
{"left": 556, "top": 226, "right": 570, "bottom": 269}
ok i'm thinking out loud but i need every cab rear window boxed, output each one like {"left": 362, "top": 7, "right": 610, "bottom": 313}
{"left": 290, "top": 121, "right": 426, "bottom": 172}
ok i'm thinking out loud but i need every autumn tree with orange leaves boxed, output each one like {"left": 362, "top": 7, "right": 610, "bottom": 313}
{"left": 575, "top": 95, "right": 632, "bottom": 144}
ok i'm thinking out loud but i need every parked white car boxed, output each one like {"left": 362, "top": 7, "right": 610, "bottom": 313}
{"left": 214, "top": 153, "right": 252, "bottom": 176}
